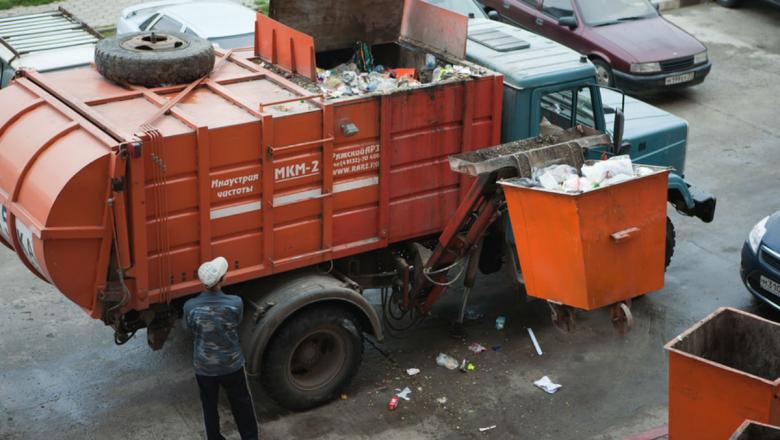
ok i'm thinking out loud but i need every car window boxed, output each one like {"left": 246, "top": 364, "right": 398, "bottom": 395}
{"left": 184, "top": 28, "right": 198, "bottom": 37}
{"left": 521, "top": 0, "right": 538, "bottom": 6}
{"left": 150, "top": 15, "right": 183, "bottom": 32}
{"left": 540, "top": 87, "right": 596, "bottom": 129}
{"left": 577, "top": 0, "right": 657, "bottom": 26}
{"left": 542, "top": 0, "right": 574, "bottom": 18}
{"left": 140, "top": 13, "right": 159, "bottom": 31}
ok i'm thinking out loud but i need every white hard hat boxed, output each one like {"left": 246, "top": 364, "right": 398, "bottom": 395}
{"left": 198, "top": 256, "right": 229, "bottom": 288}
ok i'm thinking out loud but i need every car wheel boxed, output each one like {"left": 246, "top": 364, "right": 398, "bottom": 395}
{"left": 95, "top": 31, "right": 214, "bottom": 87}
{"left": 592, "top": 58, "right": 614, "bottom": 87}
{"left": 261, "top": 306, "right": 364, "bottom": 411}
{"left": 716, "top": 0, "right": 743, "bottom": 7}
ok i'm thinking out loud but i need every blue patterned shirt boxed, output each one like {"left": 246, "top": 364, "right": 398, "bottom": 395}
{"left": 184, "top": 291, "right": 245, "bottom": 376}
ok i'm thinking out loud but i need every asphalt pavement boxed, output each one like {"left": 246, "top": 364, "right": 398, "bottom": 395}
{"left": 1, "top": 2, "right": 780, "bottom": 439}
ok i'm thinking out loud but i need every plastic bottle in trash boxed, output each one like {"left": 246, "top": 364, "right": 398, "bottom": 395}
{"left": 496, "top": 315, "right": 506, "bottom": 330}
{"left": 388, "top": 395, "right": 400, "bottom": 411}
{"left": 425, "top": 53, "right": 437, "bottom": 70}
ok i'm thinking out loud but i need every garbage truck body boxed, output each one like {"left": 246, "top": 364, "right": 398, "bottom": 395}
{"left": 0, "top": 0, "right": 518, "bottom": 409}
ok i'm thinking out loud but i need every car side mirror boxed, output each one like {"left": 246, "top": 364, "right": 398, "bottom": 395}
{"left": 487, "top": 10, "right": 500, "bottom": 20}
{"left": 613, "top": 107, "right": 625, "bottom": 154}
{"left": 558, "top": 15, "right": 578, "bottom": 29}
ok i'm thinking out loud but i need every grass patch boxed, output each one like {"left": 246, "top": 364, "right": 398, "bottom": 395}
{"left": 254, "top": 0, "right": 268, "bottom": 14}
{"left": 0, "top": 0, "right": 59, "bottom": 11}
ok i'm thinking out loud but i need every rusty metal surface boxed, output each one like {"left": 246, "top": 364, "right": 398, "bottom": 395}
{"left": 254, "top": 13, "right": 316, "bottom": 81}
{"left": 400, "top": 0, "right": 468, "bottom": 60}
{"left": 665, "top": 307, "right": 780, "bottom": 439}
{"left": 448, "top": 127, "right": 609, "bottom": 176}
{"left": 269, "top": 0, "right": 403, "bottom": 52}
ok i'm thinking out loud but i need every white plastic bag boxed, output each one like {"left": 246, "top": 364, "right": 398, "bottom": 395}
{"left": 436, "top": 353, "right": 459, "bottom": 370}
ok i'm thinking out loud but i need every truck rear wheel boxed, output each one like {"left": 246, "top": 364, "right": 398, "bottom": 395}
{"left": 666, "top": 216, "right": 676, "bottom": 270}
{"left": 261, "top": 306, "right": 363, "bottom": 410}
{"left": 95, "top": 31, "right": 214, "bottom": 87}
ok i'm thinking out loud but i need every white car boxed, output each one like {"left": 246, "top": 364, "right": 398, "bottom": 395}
{"left": 116, "top": 0, "right": 256, "bottom": 49}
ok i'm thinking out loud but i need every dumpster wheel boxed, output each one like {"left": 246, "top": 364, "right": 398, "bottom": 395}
{"left": 610, "top": 302, "right": 634, "bottom": 334}
{"left": 548, "top": 302, "right": 575, "bottom": 333}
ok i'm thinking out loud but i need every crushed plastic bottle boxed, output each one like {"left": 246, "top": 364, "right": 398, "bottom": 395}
{"left": 436, "top": 353, "right": 459, "bottom": 370}
{"left": 495, "top": 315, "right": 507, "bottom": 330}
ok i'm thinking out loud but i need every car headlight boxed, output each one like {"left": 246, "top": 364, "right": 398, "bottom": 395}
{"left": 749, "top": 216, "right": 770, "bottom": 253}
{"left": 630, "top": 62, "right": 662, "bottom": 74}
{"left": 693, "top": 51, "right": 708, "bottom": 65}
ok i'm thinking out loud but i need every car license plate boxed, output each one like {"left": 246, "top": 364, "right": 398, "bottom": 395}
{"left": 665, "top": 73, "right": 694, "bottom": 86}
{"left": 760, "top": 276, "right": 780, "bottom": 296}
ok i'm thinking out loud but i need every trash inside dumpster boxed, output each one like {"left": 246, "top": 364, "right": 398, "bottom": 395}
{"left": 666, "top": 307, "right": 780, "bottom": 440}
{"left": 499, "top": 156, "right": 669, "bottom": 332}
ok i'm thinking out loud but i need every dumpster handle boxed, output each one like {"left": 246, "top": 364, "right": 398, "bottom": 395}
{"left": 611, "top": 227, "right": 640, "bottom": 243}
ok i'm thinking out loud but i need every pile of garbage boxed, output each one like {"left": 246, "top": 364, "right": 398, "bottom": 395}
{"left": 528, "top": 155, "right": 656, "bottom": 194}
{"left": 315, "top": 43, "right": 484, "bottom": 99}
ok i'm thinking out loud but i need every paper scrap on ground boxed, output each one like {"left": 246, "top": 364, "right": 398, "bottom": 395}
{"left": 436, "top": 396, "right": 448, "bottom": 404}
{"left": 468, "top": 343, "right": 487, "bottom": 354}
{"left": 534, "top": 376, "right": 562, "bottom": 394}
{"left": 396, "top": 387, "right": 412, "bottom": 401}
{"left": 406, "top": 368, "right": 420, "bottom": 376}
{"left": 479, "top": 425, "right": 497, "bottom": 432}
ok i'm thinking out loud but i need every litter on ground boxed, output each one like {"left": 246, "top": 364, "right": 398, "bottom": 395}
{"left": 406, "top": 368, "right": 421, "bottom": 376}
{"left": 479, "top": 425, "right": 497, "bottom": 432}
{"left": 534, "top": 376, "right": 562, "bottom": 394}
{"left": 436, "top": 353, "right": 459, "bottom": 370}
{"left": 469, "top": 343, "right": 487, "bottom": 354}
{"left": 527, "top": 328, "right": 543, "bottom": 356}
{"left": 396, "top": 387, "right": 412, "bottom": 401}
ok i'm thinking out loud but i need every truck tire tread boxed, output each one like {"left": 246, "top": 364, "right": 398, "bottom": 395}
{"left": 95, "top": 31, "right": 214, "bottom": 87}
{"left": 261, "top": 305, "right": 364, "bottom": 410}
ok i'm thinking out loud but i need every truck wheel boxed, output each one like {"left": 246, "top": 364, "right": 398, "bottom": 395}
{"left": 592, "top": 58, "right": 614, "bottom": 87}
{"left": 666, "top": 217, "right": 676, "bottom": 270}
{"left": 261, "top": 306, "right": 364, "bottom": 410}
{"left": 95, "top": 31, "right": 214, "bottom": 87}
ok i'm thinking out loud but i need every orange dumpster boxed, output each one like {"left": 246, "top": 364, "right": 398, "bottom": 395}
{"left": 666, "top": 308, "right": 780, "bottom": 440}
{"left": 730, "top": 420, "right": 780, "bottom": 440}
{"left": 499, "top": 164, "right": 668, "bottom": 330}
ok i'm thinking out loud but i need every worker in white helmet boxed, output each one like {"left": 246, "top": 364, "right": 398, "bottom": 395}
{"left": 184, "top": 256, "right": 259, "bottom": 440}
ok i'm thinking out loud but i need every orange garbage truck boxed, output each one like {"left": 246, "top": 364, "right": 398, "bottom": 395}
{"left": 0, "top": 0, "right": 510, "bottom": 409}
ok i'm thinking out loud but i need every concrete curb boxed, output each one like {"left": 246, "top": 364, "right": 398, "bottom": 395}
{"left": 652, "top": 0, "right": 709, "bottom": 11}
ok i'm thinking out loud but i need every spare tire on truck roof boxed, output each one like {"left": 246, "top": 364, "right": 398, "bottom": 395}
{"left": 95, "top": 31, "right": 215, "bottom": 88}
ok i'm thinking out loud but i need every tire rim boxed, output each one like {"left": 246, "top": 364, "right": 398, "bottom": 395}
{"left": 288, "top": 328, "right": 347, "bottom": 391}
{"left": 121, "top": 33, "right": 189, "bottom": 52}
{"left": 596, "top": 64, "right": 611, "bottom": 86}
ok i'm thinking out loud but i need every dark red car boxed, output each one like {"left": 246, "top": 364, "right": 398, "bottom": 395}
{"left": 480, "top": 0, "right": 711, "bottom": 94}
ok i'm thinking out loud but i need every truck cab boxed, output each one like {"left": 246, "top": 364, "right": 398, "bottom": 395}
{"left": 428, "top": 0, "right": 715, "bottom": 226}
